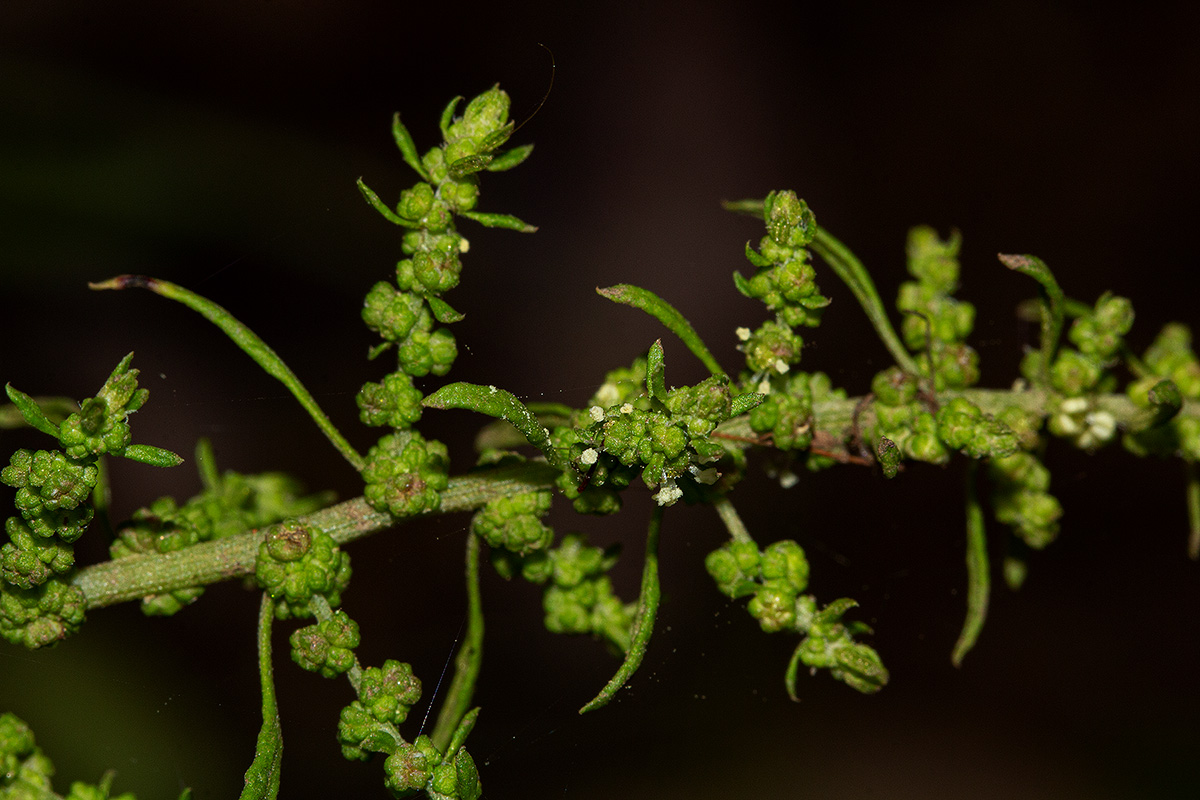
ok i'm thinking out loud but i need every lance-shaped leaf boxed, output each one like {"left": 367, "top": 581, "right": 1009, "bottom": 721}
{"left": 90, "top": 275, "right": 364, "bottom": 472}
{"left": 355, "top": 179, "right": 417, "bottom": 228}
{"left": 646, "top": 340, "right": 668, "bottom": 407}
{"left": 423, "top": 382, "right": 562, "bottom": 468}
{"left": 122, "top": 443, "right": 185, "bottom": 468}
{"left": 579, "top": 505, "right": 663, "bottom": 714}
{"left": 597, "top": 284, "right": 725, "bottom": 378}
{"left": 240, "top": 593, "right": 283, "bottom": 800}
{"left": 952, "top": 461, "right": 989, "bottom": 667}
{"left": 391, "top": 113, "right": 429, "bottom": 181}
{"left": 999, "top": 253, "right": 1064, "bottom": 386}
{"left": 487, "top": 144, "right": 534, "bottom": 172}
{"left": 458, "top": 210, "right": 537, "bottom": 232}
{"left": 4, "top": 384, "right": 60, "bottom": 438}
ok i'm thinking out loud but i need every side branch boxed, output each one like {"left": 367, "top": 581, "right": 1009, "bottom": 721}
{"left": 72, "top": 462, "right": 559, "bottom": 609}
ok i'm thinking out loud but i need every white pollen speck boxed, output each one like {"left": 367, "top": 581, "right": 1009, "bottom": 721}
{"left": 620, "top": 403, "right": 634, "bottom": 414}
{"left": 581, "top": 448, "right": 599, "bottom": 465}
{"left": 1061, "top": 397, "right": 1088, "bottom": 414}
{"left": 459, "top": 237, "right": 470, "bottom": 253}
{"left": 589, "top": 406, "right": 605, "bottom": 422}
{"left": 757, "top": 379, "right": 771, "bottom": 394}
{"left": 736, "top": 327, "right": 752, "bottom": 341}
{"left": 778, "top": 470, "right": 799, "bottom": 489}
{"left": 653, "top": 481, "right": 683, "bottom": 506}
{"left": 773, "top": 358, "right": 790, "bottom": 374}
{"left": 488, "top": 385, "right": 497, "bottom": 393}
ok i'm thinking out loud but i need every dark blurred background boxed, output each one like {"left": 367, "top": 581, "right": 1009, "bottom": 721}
{"left": 2, "top": 2, "right": 1198, "bottom": 798}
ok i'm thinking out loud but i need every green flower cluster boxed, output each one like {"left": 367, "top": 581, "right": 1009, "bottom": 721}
{"left": 1, "top": 712, "right": 140, "bottom": 800}
{"left": 290, "top": 608, "right": 361, "bottom": 678}
{"left": 555, "top": 346, "right": 740, "bottom": 508}
{"left": 0, "top": 577, "right": 85, "bottom": 650}
{"left": 1023, "top": 293, "right": 1134, "bottom": 451}
{"left": 363, "top": 430, "right": 450, "bottom": 517}
{"left": 356, "top": 86, "right": 535, "bottom": 521}
{"left": 493, "top": 533, "right": 636, "bottom": 653}
{"left": 733, "top": 190, "right": 830, "bottom": 330}
{"left": 111, "top": 455, "right": 333, "bottom": 615}
{"left": 56, "top": 354, "right": 149, "bottom": 461}
{"left": 1, "top": 355, "right": 181, "bottom": 647}
{"left": 1124, "top": 323, "right": 1200, "bottom": 461}
{"left": 588, "top": 357, "right": 650, "bottom": 410}
{"left": 869, "top": 366, "right": 946, "bottom": 464}
{"left": 989, "top": 452, "right": 1062, "bottom": 549}
{"left": 791, "top": 596, "right": 889, "bottom": 695}
{"left": 255, "top": 521, "right": 352, "bottom": 619}
{"left": 383, "top": 734, "right": 481, "bottom": 800}
{"left": 705, "top": 539, "right": 886, "bottom": 693}
{"left": 747, "top": 371, "right": 814, "bottom": 452}
{"left": 333, "top": 651, "right": 482, "bottom": 798}
{"left": 731, "top": 193, "right": 854, "bottom": 473}
{"left": 471, "top": 489, "right": 553, "bottom": 555}
{"left": 935, "top": 398, "right": 1020, "bottom": 460}
{"left": 896, "top": 226, "right": 979, "bottom": 390}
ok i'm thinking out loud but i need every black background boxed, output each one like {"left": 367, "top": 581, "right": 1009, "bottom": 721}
{"left": 2, "top": 2, "right": 1198, "bottom": 798}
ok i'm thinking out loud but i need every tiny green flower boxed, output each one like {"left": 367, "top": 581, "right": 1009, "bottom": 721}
{"left": 290, "top": 609, "right": 360, "bottom": 678}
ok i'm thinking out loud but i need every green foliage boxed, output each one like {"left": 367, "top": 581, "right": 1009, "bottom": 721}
{"left": 255, "top": 522, "right": 352, "bottom": 619}
{"left": 3, "top": 82, "right": 1198, "bottom": 799}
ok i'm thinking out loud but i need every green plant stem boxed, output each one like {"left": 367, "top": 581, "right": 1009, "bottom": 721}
{"left": 952, "top": 460, "right": 989, "bottom": 667}
{"left": 713, "top": 496, "right": 754, "bottom": 545}
{"left": 310, "top": 593, "right": 363, "bottom": 691}
{"left": 68, "top": 390, "right": 1198, "bottom": 611}
{"left": 72, "top": 461, "right": 560, "bottom": 609}
{"left": 579, "top": 504, "right": 663, "bottom": 714}
{"left": 430, "top": 533, "right": 484, "bottom": 752}
{"left": 596, "top": 284, "right": 726, "bottom": 377}
{"left": 89, "top": 275, "right": 365, "bottom": 472}
{"left": 810, "top": 228, "right": 921, "bottom": 375}
{"left": 997, "top": 254, "right": 1064, "bottom": 386}
{"left": 240, "top": 592, "right": 283, "bottom": 800}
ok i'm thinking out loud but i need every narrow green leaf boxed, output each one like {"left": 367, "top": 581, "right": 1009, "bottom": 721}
{"left": 439, "top": 96, "right": 462, "bottom": 140}
{"left": 355, "top": 178, "right": 416, "bottom": 227}
{"left": 427, "top": 296, "right": 465, "bottom": 324}
{"left": 596, "top": 284, "right": 725, "bottom": 378}
{"left": 444, "top": 706, "right": 480, "bottom": 761}
{"left": 3, "top": 384, "right": 60, "bottom": 438}
{"left": 732, "top": 270, "right": 755, "bottom": 298}
{"left": 0, "top": 395, "right": 76, "bottom": 430}
{"left": 449, "top": 154, "right": 494, "bottom": 179}
{"left": 952, "top": 461, "right": 989, "bottom": 667}
{"left": 810, "top": 227, "right": 921, "bottom": 376}
{"left": 876, "top": 437, "right": 901, "bottom": 479}
{"left": 89, "top": 275, "right": 365, "bottom": 472}
{"left": 431, "top": 534, "right": 484, "bottom": 754}
{"left": 391, "top": 113, "right": 429, "bottom": 180}
{"left": 454, "top": 747, "right": 482, "bottom": 800}
{"left": 784, "top": 639, "right": 805, "bottom": 702}
{"left": 998, "top": 253, "right": 1064, "bottom": 386}
{"left": 486, "top": 143, "right": 534, "bottom": 172}
{"left": 122, "top": 443, "right": 184, "bottom": 468}
{"left": 646, "top": 340, "right": 668, "bottom": 406}
{"left": 423, "top": 382, "right": 562, "bottom": 467}
{"left": 730, "top": 392, "right": 766, "bottom": 416}
{"left": 458, "top": 210, "right": 537, "bottom": 233}
{"left": 721, "top": 198, "right": 765, "bottom": 217}
{"left": 580, "top": 505, "right": 663, "bottom": 714}
{"left": 195, "top": 438, "right": 220, "bottom": 492}
{"left": 240, "top": 593, "right": 282, "bottom": 800}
